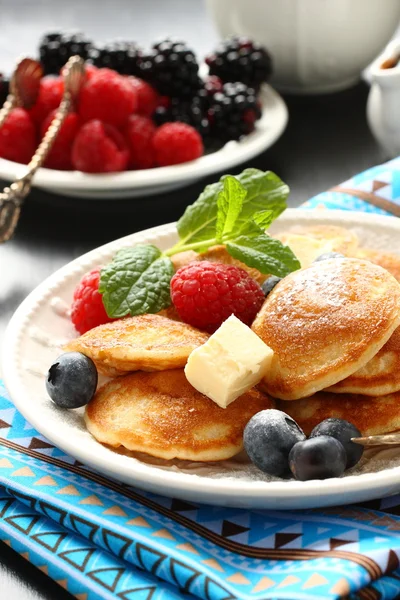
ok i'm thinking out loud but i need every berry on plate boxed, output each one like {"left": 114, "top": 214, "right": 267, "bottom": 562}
{"left": 78, "top": 69, "right": 138, "bottom": 128}
{"left": 128, "top": 77, "right": 159, "bottom": 117}
{"left": 139, "top": 38, "right": 201, "bottom": 98}
{"left": 310, "top": 418, "right": 363, "bottom": 468}
{"left": 244, "top": 409, "right": 306, "bottom": 477}
{"left": 41, "top": 110, "right": 79, "bottom": 170}
{"left": 153, "top": 122, "right": 203, "bottom": 167}
{"left": 29, "top": 76, "right": 64, "bottom": 126}
{"left": 39, "top": 32, "right": 93, "bottom": 75}
{"left": 46, "top": 352, "right": 98, "bottom": 408}
{"left": 71, "top": 267, "right": 115, "bottom": 334}
{"left": 89, "top": 41, "right": 142, "bottom": 77}
{"left": 170, "top": 261, "right": 265, "bottom": 332}
{"left": 153, "top": 97, "right": 210, "bottom": 141}
{"left": 0, "top": 108, "right": 36, "bottom": 164}
{"left": 205, "top": 36, "right": 273, "bottom": 89}
{"left": 210, "top": 82, "right": 261, "bottom": 142}
{"left": 289, "top": 436, "right": 347, "bottom": 481}
{"left": 71, "top": 120, "right": 129, "bottom": 173}
{"left": 125, "top": 114, "right": 156, "bottom": 169}
{"left": 261, "top": 275, "right": 282, "bottom": 297}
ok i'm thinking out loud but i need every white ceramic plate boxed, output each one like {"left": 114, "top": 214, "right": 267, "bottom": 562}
{"left": 0, "top": 85, "right": 287, "bottom": 199}
{"left": 4, "top": 209, "right": 400, "bottom": 509}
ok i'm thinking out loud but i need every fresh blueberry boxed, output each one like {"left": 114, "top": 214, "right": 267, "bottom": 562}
{"left": 244, "top": 409, "right": 306, "bottom": 477}
{"left": 261, "top": 276, "right": 282, "bottom": 297}
{"left": 46, "top": 352, "right": 98, "bottom": 409}
{"left": 289, "top": 436, "right": 346, "bottom": 481}
{"left": 310, "top": 418, "right": 363, "bottom": 468}
{"left": 314, "top": 252, "right": 345, "bottom": 262}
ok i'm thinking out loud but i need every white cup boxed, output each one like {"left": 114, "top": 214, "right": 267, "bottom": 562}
{"left": 206, "top": 0, "right": 400, "bottom": 94}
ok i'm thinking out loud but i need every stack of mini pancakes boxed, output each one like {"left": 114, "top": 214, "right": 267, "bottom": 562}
{"left": 66, "top": 225, "right": 400, "bottom": 462}
{"left": 252, "top": 225, "right": 400, "bottom": 438}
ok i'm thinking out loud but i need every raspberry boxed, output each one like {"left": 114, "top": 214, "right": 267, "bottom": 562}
{"left": 0, "top": 108, "right": 36, "bottom": 164}
{"left": 128, "top": 77, "right": 159, "bottom": 117}
{"left": 125, "top": 114, "right": 156, "bottom": 169}
{"left": 71, "top": 120, "right": 129, "bottom": 173}
{"left": 78, "top": 69, "right": 137, "bottom": 128}
{"left": 29, "top": 76, "right": 64, "bottom": 127}
{"left": 153, "top": 122, "right": 203, "bottom": 166}
{"left": 71, "top": 267, "right": 114, "bottom": 334}
{"left": 170, "top": 261, "right": 265, "bottom": 332}
{"left": 41, "top": 110, "right": 79, "bottom": 170}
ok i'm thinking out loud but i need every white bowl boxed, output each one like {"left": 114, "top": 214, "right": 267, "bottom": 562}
{"left": 0, "top": 85, "right": 287, "bottom": 200}
{"left": 206, "top": 0, "right": 400, "bottom": 94}
{"left": 4, "top": 209, "right": 400, "bottom": 509}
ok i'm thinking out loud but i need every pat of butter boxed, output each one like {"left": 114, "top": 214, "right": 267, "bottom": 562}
{"left": 184, "top": 314, "right": 273, "bottom": 408}
{"left": 282, "top": 234, "right": 334, "bottom": 268}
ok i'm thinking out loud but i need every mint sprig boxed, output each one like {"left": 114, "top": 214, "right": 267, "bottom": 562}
{"left": 100, "top": 169, "right": 300, "bottom": 319}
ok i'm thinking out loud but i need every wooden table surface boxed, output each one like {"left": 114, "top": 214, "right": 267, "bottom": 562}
{"left": 0, "top": 0, "right": 390, "bottom": 597}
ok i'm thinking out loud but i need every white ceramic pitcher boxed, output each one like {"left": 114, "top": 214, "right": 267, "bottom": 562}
{"left": 367, "top": 40, "right": 400, "bottom": 158}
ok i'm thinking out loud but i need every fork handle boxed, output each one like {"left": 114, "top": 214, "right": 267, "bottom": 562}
{"left": 0, "top": 94, "right": 17, "bottom": 129}
{"left": 0, "top": 93, "right": 72, "bottom": 242}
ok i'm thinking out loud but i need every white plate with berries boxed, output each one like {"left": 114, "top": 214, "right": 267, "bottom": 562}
{"left": 0, "top": 83, "right": 287, "bottom": 200}
{"left": 4, "top": 167, "right": 400, "bottom": 509}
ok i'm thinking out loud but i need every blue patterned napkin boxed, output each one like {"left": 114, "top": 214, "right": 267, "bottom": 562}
{"left": 3, "top": 157, "right": 400, "bottom": 600}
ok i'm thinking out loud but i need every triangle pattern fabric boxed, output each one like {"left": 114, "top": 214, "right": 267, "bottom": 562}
{"left": 87, "top": 567, "right": 125, "bottom": 592}
{"left": 29, "top": 437, "right": 54, "bottom": 450}
{"left": 59, "top": 547, "right": 95, "bottom": 572}
{"left": 4, "top": 514, "right": 39, "bottom": 535}
{"left": 118, "top": 587, "right": 156, "bottom": 600}
{"left": 274, "top": 533, "right": 302, "bottom": 549}
{"left": 31, "top": 531, "right": 68, "bottom": 553}
{"left": 135, "top": 544, "right": 165, "bottom": 574}
{"left": 69, "top": 514, "right": 98, "bottom": 543}
{"left": 221, "top": 520, "right": 250, "bottom": 538}
{"left": 102, "top": 529, "right": 132, "bottom": 559}
{"left": 204, "top": 577, "right": 236, "bottom": 600}
{"left": 170, "top": 559, "right": 200, "bottom": 592}
{"left": 170, "top": 498, "right": 198, "bottom": 512}
{"left": 38, "top": 501, "right": 67, "bottom": 528}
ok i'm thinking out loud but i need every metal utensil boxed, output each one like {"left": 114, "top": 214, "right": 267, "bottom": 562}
{"left": 0, "top": 58, "right": 42, "bottom": 128}
{"left": 352, "top": 433, "right": 400, "bottom": 447}
{"left": 0, "top": 55, "right": 85, "bottom": 243}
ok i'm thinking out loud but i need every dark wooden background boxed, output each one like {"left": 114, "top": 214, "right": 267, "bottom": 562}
{"left": 0, "top": 0, "right": 393, "bottom": 597}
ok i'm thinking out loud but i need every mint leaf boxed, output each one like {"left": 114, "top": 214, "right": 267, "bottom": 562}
{"left": 251, "top": 210, "right": 275, "bottom": 230}
{"left": 216, "top": 176, "right": 247, "bottom": 241}
{"left": 175, "top": 169, "right": 289, "bottom": 251}
{"left": 100, "top": 245, "right": 174, "bottom": 318}
{"left": 227, "top": 234, "right": 301, "bottom": 277}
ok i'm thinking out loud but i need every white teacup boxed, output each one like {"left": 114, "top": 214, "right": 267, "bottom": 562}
{"left": 206, "top": 0, "right": 400, "bottom": 94}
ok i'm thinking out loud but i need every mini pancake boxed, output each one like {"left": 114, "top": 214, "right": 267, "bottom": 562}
{"left": 171, "top": 245, "right": 267, "bottom": 284}
{"left": 85, "top": 369, "right": 274, "bottom": 461}
{"left": 277, "top": 391, "right": 400, "bottom": 437}
{"left": 274, "top": 224, "right": 359, "bottom": 261}
{"left": 355, "top": 248, "right": 400, "bottom": 283}
{"left": 252, "top": 258, "right": 400, "bottom": 400}
{"left": 327, "top": 326, "right": 400, "bottom": 396}
{"left": 65, "top": 314, "right": 209, "bottom": 377}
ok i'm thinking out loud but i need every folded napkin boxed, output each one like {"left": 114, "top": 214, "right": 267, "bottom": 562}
{"left": 3, "top": 158, "right": 400, "bottom": 600}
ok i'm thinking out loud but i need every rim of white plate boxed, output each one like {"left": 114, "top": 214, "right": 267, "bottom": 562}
{"left": 0, "top": 85, "right": 287, "bottom": 192}
{"left": 3, "top": 209, "right": 400, "bottom": 503}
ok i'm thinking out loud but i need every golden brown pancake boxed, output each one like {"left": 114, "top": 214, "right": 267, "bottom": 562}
{"left": 252, "top": 258, "right": 400, "bottom": 400}
{"left": 277, "top": 391, "right": 400, "bottom": 437}
{"left": 85, "top": 369, "right": 274, "bottom": 461}
{"left": 65, "top": 314, "right": 209, "bottom": 377}
{"left": 327, "top": 326, "right": 400, "bottom": 396}
{"left": 171, "top": 245, "right": 267, "bottom": 284}
{"left": 355, "top": 248, "right": 400, "bottom": 283}
{"left": 274, "top": 225, "right": 359, "bottom": 257}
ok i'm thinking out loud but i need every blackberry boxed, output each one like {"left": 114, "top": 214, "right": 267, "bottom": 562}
{"left": 39, "top": 32, "right": 93, "bottom": 75}
{"left": 140, "top": 39, "right": 201, "bottom": 98}
{"left": 153, "top": 96, "right": 210, "bottom": 140}
{"left": 0, "top": 74, "right": 9, "bottom": 105}
{"left": 205, "top": 37, "right": 272, "bottom": 89}
{"left": 89, "top": 41, "right": 142, "bottom": 76}
{"left": 209, "top": 82, "right": 262, "bottom": 142}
